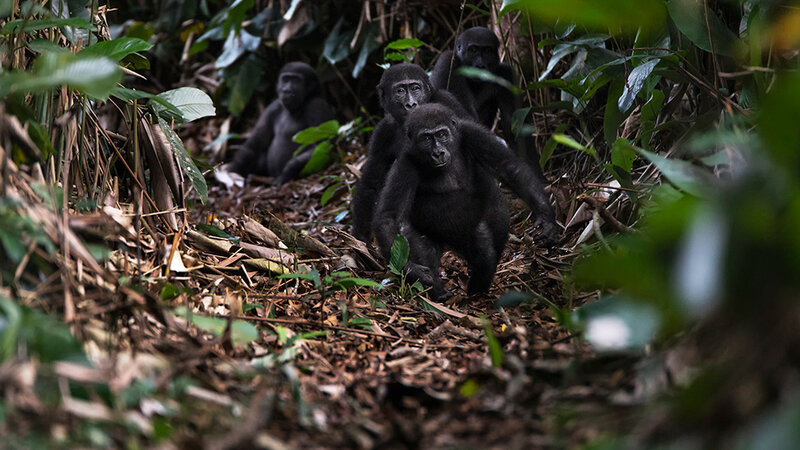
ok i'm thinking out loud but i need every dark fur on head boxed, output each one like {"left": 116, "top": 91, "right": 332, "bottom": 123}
{"left": 456, "top": 27, "right": 500, "bottom": 52}
{"left": 403, "top": 103, "right": 458, "bottom": 140}
{"left": 377, "top": 63, "right": 433, "bottom": 115}
{"left": 278, "top": 61, "right": 320, "bottom": 98}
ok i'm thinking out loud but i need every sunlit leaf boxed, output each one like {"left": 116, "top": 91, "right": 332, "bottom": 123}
{"left": 152, "top": 87, "right": 216, "bottom": 123}
{"left": 384, "top": 38, "right": 424, "bottom": 51}
{"left": 293, "top": 120, "right": 340, "bottom": 145}
{"left": 0, "top": 52, "right": 121, "bottom": 100}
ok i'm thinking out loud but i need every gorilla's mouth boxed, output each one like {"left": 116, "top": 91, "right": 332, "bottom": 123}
{"left": 431, "top": 154, "right": 450, "bottom": 167}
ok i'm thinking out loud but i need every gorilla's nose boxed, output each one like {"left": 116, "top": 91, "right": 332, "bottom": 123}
{"left": 404, "top": 102, "right": 417, "bottom": 111}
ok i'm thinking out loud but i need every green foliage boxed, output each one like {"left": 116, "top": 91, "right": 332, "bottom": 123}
{"left": 501, "top": 0, "right": 665, "bottom": 32}
{"left": 0, "top": 198, "right": 55, "bottom": 266}
{"left": 0, "top": 295, "right": 87, "bottom": 363}
{"left": 292, "top": 117, "right": 371, "bottom": 177}
{"left": 384, "top": 37, "right": 424, "bottom": 63}
{"left": 0, "top": 51, "right": 122, "bottom": 100}
{"left": 481, "top": 316, "right": 504, "bottom": 368}
{"left": 387, "top": 235, "right": 423, "bottom": 299}
{"left": 173, "top": 306, "right": 259, "bottom": 349}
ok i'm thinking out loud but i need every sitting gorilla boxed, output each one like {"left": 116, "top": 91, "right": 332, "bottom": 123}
{"left": 350, "top": 63, "right": 472, "bottom": 242}
{"left": 230, "top": 62, "right": 334, "bottom": 186}
{"left": 374, "top": 104, "right": 558, "bottom": 300}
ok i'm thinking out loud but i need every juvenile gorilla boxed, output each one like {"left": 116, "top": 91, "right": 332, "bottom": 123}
{"left": 350, "top": 63, "right": 470, "bottom": 241}
{"left": 230, "top": 62, "right": 334, "bottom": 185}
{"left": 431, "top": 27, "right": 516, "bottom": 143}
{"left": 374, "top": 104, "right": 559, "bottom": 300}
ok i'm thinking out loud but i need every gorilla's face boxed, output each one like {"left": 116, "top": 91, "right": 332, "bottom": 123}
{"left": 277, "top": 72, "right": 307, "bottom": 111}
{"left": 411, "top": 124, "right": 453, "bottom": 169}
{"left": 385, "top": 78, "right": 431, "bottom": 121}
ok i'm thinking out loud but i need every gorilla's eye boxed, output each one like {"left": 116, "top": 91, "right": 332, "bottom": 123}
{"left": 395, "top": 87, "right": 405, "bottom": 95}
{"left": 436, "top": 130, "right": 448, "bottom": 140}
{"left": 411, "top": 84, "right": 421, "bottom": 92}
{"left": 467, "top": 46, "right": 478, "bottom": 54}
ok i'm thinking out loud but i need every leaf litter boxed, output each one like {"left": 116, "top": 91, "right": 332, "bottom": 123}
{"left": 1, "top": 120, "right": 652, "bottom": 447}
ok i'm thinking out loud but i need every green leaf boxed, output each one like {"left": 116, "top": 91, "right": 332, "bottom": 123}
{"left": 482, "top": 316, "right": 504, "bottom": 368}
{"left": 384, "top": 38, "right": 424, "bottom": 51}
{"left": 173, "top": 307, "right": 259, "bottom": 349}
{"left": 293, "top": 120, "right": 340, "bottom": 145}
{"left": 27, "top": 39, "right": 71, "bottom": 54}
{"left": 640, "top": 89, "right": 665, "bottom": 149}
{"left": 611, "top": 138, "right": 636, "bottom": 174}
{"left": 389, "top": 235, "right": 410, "bottom": 276}
{"left": 617, "top": 59, "right": 659, "bottom": 112}
{"left": 0, "top": 52, "right": 122, "bottom": 100}
{"left": 1, "top": 17, "right": 95, "bottom": 35}
{"left": 152, "top": 87, "right": 216, "bottom": 123}
{"left": 539, "top": 123, "right": 568, "bottom": 169}
{"left": 552, "top": 133, "right": 599, "bottom": 160}
{"left": 227, "top": 54, "right": 265, "bottom": 116}
{"left": 603, "top": 80, "right": 626, "bottom": 145}
{"left": 79, "top": 37, "right": 152, "bottom": 62}
{"left": 299, "top": 141, "right": 334, "bottom": 176}
{"left": 157, "top": 118, "right": 208, "bottom": 204}
{"left": 196, "top": 224, "right": 240, "bottom": 243}
{"left": 666, "top": 0, "right": 739, "bottom": 56}
{"left": 320, "top": 182, "right": 341, "bottom": 207}
{"left": 501, "top": 0, "right": 665, "bottom": 32}
{"left": 637, "top": 148, "right": 712, "bottom": 197}
{"left": 323, "top": 18, "right": 354, "bottom": 65}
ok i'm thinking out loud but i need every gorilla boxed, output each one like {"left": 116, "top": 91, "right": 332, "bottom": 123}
{"left": 431, "top": 27, "right": 516, "bottom": 141}
{"left": 350, "top": 63, "right": 471, "bottom": 241}
{"left": 374, "top": 104, "right": 559, "bottom": 300}
{"left": 230, "top": 62, "right": 334, "bottom": 186}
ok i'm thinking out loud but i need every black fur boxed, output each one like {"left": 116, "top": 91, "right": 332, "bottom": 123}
{"left": 374, "top": 104, "right": 559, "bottom": 300}
{"left": 350, "top": 63, "right": 471, "bottom": 241}
{"left": 230, "top": 62, "right": 334, "bottom": 185}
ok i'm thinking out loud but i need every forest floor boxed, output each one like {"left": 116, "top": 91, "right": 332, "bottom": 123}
{"left": 3, "top": 133, "right": 646, "bottom": 448}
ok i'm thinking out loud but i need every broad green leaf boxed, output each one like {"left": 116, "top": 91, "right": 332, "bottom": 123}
{"left": 79, "top": 37, "right": 152, "bottom": 62}
{"left": 501, "top": 0, "right": 665, "bottom": 32}
{"left": 152, "top": 87, "right": 216, "bottom": 123}
{"left": 158, "top": 117, "right": 208, "bottom": 204}
{"left": 603, "top": 80, "right": 626, "bottom": 145}
{"left": 637, "top": 148, "right": 711, "bottom": 197}
{"left": 293, "top": 120, "right": 340, "bottom": 145}
{"left": 611, "top": 138, "right": 636, "bottom": 174}
{"left": 384, "top": 38, "right": 424, "bottom": 51}
{"left": 27, "top": 39, "right": 70, "bottom": 54}
{"left": 666, "top": 0, "right": 739, "bottom": 56}
{"left": 0, "top": 52, "right": 121, "bottom": 100}
{"left": 323, "top": 18, "right": 354, "bottom": 64}
{"left": 0, "top": 0, "right": 10, "bottom": 18}
{"left": 320, "top": 182, "right": 341, "bottom": 207}
{"left": 389, "top": 235, "right": 410, "bottom": 276}
{"left": 353, "top": 25, "right": 382, "bottom": 78}
{"left": 196, "top": 224, "right": 240, "bottom": 243}
{"left": 300, "top": 141, "right": 334, "bottom": 176}
{"left": 618, "top": 59, "right": 659, "bottom": 112}
{"left": 227, "top": 54, "right": 265, "bottom": 116}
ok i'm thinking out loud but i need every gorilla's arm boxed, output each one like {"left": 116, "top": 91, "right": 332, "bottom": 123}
{"left": 351, "top": 118, "right": 398, "bottom": 241}
{"left": 460, "top": 120, "right": 559, "bottom": 245}
{"left": 274, "top": 97, "right": 335, "bottom": 186}
{"left": 231, "top": 101, "right": 281, "bottom": 176}
{"left": 374, "top": 157, "right": 420, "bottom": 258}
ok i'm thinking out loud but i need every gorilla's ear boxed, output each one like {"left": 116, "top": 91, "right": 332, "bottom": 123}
{"left": 451, "top": 118, "right": 458, "bottom": 127}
